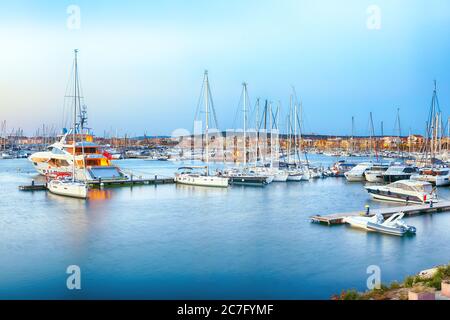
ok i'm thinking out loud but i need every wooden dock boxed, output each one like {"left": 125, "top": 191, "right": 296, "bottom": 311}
{"left": 310, "top": 201, "right": 450, "bottom": 225}
{"left": 87, "top": 176, "right": 174, "bottom": 188}
{"left": 19, "top": 176, "right": 174, "bottom": 191}
{"left": 19, "top": 183, "right": 47, "bottom": 191}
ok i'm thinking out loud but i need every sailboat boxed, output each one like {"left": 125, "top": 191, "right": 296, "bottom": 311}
{"left": 286, "top": 95, "right": 308, "bottom": 181}
{"left": 410, "top": 81, "right": 450, "bottom": 187}
{"left": 265, "top": 102, "right": 288, "bottom": 182}
{"left": 223, "top": 83, "right": 272, "bottom": 186}
{"left": 47, "top": 49, "right": 88, "bottom": 199}
{"left": 175, "top": 71, "right": 229, "bottom": 188}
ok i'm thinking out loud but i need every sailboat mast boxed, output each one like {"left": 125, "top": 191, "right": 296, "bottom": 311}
{"left": 369, "top": 112, "right": 375, "bottom": 158}
{"left": 351, "top": 116, "right": 354, "bottom": 153}
{"left": 243, "top": 82, "right": 247, "bottom": 167}
{"left": 269, "top": 102, "right": 273, "bottom": 168}
{"left": 204, "top": 71, "right": 209, "bottom": 174}
{"left": 396, "top": 108, "right": 401, "bottom": 157}
{"left": 294, "top": 103, "right": 298, "bottom": 165}
{"left": 72, "top": 49, "right": 79, "bottom": 182}
{"left": 255, "top": 98, "right": 260, "bottom": 167}
{"left": 299, "top": 101, "right": 303, "bottom": 155}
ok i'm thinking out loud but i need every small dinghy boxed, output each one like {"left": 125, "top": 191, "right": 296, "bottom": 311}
{"left": 343, "top": 212, "right": 416, "bottom": 236}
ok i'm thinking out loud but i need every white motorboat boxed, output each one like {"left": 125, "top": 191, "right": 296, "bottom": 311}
{"left": 343, "top": 214, "right": 380, "bottom": 230}
{"left": 1, "top": 152, "right": 14, "bottom": 159}
{"left": 344, "top": 162, "right": 373, "bottom": 181}
{"left": 366, "top": 212, "right": 417, "bottom": 236}
{"left": 175, "top": 166, "right": 229, "bottom": 188}
{"left": 47, "top": 179, "right": 88, "bottom": 199}
{"left": 410, "top": 168, "right": 450, "bottom": 187}
{"left": 329, "top": 160, "right": 357, "bottom": 177}
{"left": 383, "top": 165, "right": 418, "bottom": 183}
{"left": 365, "top": 180, "right": 436, "bottom": 204}
{"left": 364, "top": 164, "right": 390, "bottom": 183}
{"left": 344, "top": 212, "right": 416, "bottom": 236}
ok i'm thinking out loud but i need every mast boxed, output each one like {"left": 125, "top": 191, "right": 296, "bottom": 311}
{"left": 351, "top": 116, "right": 354, "bottom": 154}
{"left": 395, "top": 108, "right": 401, "bottom": 157}
{"left": 255, "top": 98, "right": 260, "bottom": 167}
{"left": 409, "top": 127, "right": 412, "bottom": 154}
{"left": 72, "top": 49, "right": 79, "bottom": 182}
{"left": 447, "top": 117, "right": 450, "bottom": 152}
{"left": 294, "top": 103, "right": 298, "bottom": 166}
{"left": 242, "top": 82, "right": 248, "bottom": 167}
{"left": 269, "top": 102, "right": 273, "bottom": 168}
{"left": 204, "top": 71, "right": 209, "bottom": 175}
{"left": 287, "top": 96, "right": 292, "bottom": 165}
{"left": 369, "top": 112, "right": 376, "bottom": 159}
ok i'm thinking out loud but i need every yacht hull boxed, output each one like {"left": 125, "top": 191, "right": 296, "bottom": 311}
{"left": 411, "top": 175, "right": 450, "bottom": 187}
{"left": 364, "top": 172, "right": 384, "bottom": 183}
{"left": 47, "top": 180, "right": 88, "bottom": 199}
{"left": 383, "top": 174, "right": 412, "bottom": 183}
{"left": 344, "top": 174, "right": 366, "bottom": 182}
{"left": 272, "top": 171, "right": 289, "bottom": 182}
{"left": 367, "top": 222, "right": 406, "bottom": 236}
{"left": 365, "top": 187, "right": 426, "bottom": 204}
{"left": 228, "top": 176, "right": 268, "bottom": 186}
{"left": 175, "top": 174, "right": 229, "bottom": 188}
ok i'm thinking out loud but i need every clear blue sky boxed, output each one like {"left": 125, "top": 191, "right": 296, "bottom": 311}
{"left": 0, "top": 0, "right": 449, "bottom": 137}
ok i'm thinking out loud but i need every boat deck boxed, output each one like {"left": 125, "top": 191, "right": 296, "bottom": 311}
{"left": 310, "top": 201, "right": 450, "bottom": 225}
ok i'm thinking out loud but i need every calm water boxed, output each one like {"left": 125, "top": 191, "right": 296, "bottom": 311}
{"left": 1, "top": 156, "right": 450, "bottom": 299}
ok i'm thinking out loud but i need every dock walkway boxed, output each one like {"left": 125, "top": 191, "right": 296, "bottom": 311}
{"left": 310, "top": 201, "right": 450, "bottom": 225}
{"left": 19, "top": 176, "right": 174, "bottom": 191}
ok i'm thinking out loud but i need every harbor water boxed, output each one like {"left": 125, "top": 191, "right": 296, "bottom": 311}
{"left": 1, "top": 156, "right": 450, "bottom": 299}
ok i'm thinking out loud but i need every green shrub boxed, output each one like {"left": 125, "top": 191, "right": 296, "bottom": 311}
{"left": 404, "top": 276, "right": 416, "bottom": 288}
{"left": 340, "top": 289, "right": 361, "bottom": 300}
{"left": 390, "top": 281, "right": 401, "bottom": 290}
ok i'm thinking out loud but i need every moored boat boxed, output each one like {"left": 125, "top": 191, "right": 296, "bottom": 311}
{"left": 410, "top": 167, "right": 450, "bottom": 187}
{"left": 175, "top": 166, "right": 229, "bottom": 188}
{"left": 364, "top": 164, "right": 390, "bottom": 183}
{"left": 344, "top": 162, "right": 373, "bottom": 182}
{"left": 47, "top": 179, "right": 88, "bottom": 199}
{"left": 365, "top": 180, "right": 436, "bottom": 204}
{"left": 382, "top": 165, "right": 417, "bottom": 183}
{"left": 344, "top": 212, "right": 416, "bottom": 236}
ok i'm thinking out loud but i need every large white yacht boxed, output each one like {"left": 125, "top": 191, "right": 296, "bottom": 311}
{"left": 410, "top": 168, "right": 450, "bottom": 187}
{"left": 344, "top": 162, "right": 373, "bottom": 182}
{"left": 365, "top": 180, "right": 436, "bottom": 204}
{"left": 29, "top": 133, "right": 124, "bottom": 182}
{"left": 29, "top": 50, "right": 125, "bottom": 183}
{"left": 364, "top": 164, "right": 390, "bottom": 183}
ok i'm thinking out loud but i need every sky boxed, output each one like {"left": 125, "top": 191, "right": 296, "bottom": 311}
{"left": 0, "top": 0, "right": 449, "bottom": 137}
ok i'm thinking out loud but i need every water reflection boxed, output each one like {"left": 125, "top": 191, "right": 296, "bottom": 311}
{"left": 88, "top": 189, "right": 113, "bottom": 201}
{"left": 1, "top": 157, "right": 450, "bottom": 299}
